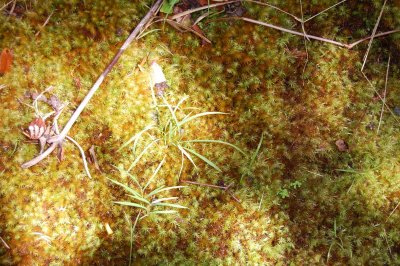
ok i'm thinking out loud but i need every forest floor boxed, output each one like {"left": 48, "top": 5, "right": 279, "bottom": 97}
{"left": 1, "top": 0, "right": 400, "bottom": 265}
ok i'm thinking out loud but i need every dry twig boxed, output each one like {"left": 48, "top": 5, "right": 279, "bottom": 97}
{"left": 21, "top": 0, "right": 164, "bottom": 168}
{"left": 361, "top": 0, "right": 388, "bottom": 71}
{"left": 0, "top": 235, "right": 10, "bottom": 249}
{"left": 35, "top": 10, "right": 55, "bottom": 37}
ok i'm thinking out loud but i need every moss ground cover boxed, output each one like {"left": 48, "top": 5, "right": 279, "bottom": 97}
{"left": 1, "top": 0, "right": 400, "bottom": 264}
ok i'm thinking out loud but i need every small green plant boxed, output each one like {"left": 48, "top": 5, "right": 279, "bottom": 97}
{"left": 120, "top": 95, "right": 244, "bottom": 179}
{"left": 240, "top": 132, "right": 264, "bottom": 183}
{"left": 108, "top": 158, "right": 187, "bottom": 265}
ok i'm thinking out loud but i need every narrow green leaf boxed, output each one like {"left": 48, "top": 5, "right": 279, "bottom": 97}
{"left": 176, "top": 144, "right": 197, "bottom": 169}
{"left": 152, "top": 202, "right": 187, "bottom": 209}
{"left": 178, "top": 112, "right": 228, "bottom": 127}
{"left": 148, "top": 186, "right": 186, "bottom": 197}
{"left": 112, "top": 165, "right": 141, "bottom": 189}
{"left": 127, "top": 194, "right": 150, "bottom": 205}
{"left": 162, "top": 95, "right": 180, "bottom": 129}
{"left": 128, "top": 139, "right": 159, "bottom": 171}
{"left": 137, "top": 29, "right": 161, "bottom": 40}
{"left": 144, "top": 157, "right": 166, "bottom": 191}
{"left": 183, "top": 147, "right": 221, "bottom": 172}
{"left": 151, "top": 197, "right": 178, "bottom": 204}
{"left": 107, "top": 178, "right": 141, "bottom": 198}
{"left": 113, "top": 201, "right": 147, "bottom": 210}
{"left": 118, "top": 125, "right": 154, "bottom": 151}
{"left": 250, "top": 133, "right": 264, "bottom": 166}
{"left": 150, "top": 210, "right": 178, "bottom": 215}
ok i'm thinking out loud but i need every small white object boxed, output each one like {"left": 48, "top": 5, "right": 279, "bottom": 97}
{"left": 150, "top": 61, "right": 167, "bottom": 87}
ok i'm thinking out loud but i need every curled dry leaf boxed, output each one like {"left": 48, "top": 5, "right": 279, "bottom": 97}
{"left": 0, "top": 48, "right": 13, "bottom": 75}
{"left": 335, "top": 139, "right": 348, "bottom": 152}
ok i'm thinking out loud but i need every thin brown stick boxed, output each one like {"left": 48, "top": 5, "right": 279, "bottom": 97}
{"left": 0, "top": 0, "right": 14, "bottom": 12}
{"left": 240, "top": 17, "right": 349, "bottom": 47}
{"left": 8, "top": 0, "right": 15, "bottom": 15}
{"left": 245, "top": 0, "right": 301, "bottom": 22}
{"left": 361, "top": 0, "right": 387, "bottom": 71}
{"left": 299, "top": 0, "right": 309, "bottom": 80}
{"left": 229, "top": 16, "right": 399, "bottom": 49}
{"left": 35, "top": 10, "right": 55, "bottom": 37}
{"left": 348, "top": 29, "right": 400, "bottom": 49}
{"left": 170, "top": 0, "right": 240, "bottom": 20}
{"left": 21, "top": 0, "right": 164, "bottom": 169}
{"left": 304, "top": 0, "right": 347, "bottom": 23}
{"left": 377, "top": 55, "right": 390, "bottom": 134}
{"left": 0, "top": 235, "right": 10, "bottom": 249}
{"left": 387, "top": 201, "right": 400, "bottom": 221}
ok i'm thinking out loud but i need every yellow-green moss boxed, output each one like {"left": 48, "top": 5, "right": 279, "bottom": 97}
{"left": 1, "top": 0, "right": 400, "bottom": 265}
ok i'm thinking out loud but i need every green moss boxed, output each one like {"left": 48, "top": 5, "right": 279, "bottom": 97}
{"left": 1, "top": 0, "right": 400, "bottom": 264}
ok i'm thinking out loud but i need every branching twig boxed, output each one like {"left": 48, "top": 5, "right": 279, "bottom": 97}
{"left": 377, "top": 55, "right": 390, "bottom": 134}
{"left": 21, "top": 0, "right": 164, "bottom": 169}
{"left": 361, "top": 0, "right": 387, "bottom": 71}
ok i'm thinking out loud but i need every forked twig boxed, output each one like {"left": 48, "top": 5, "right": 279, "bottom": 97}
{"left": 21, "top": 0, "right": 164, "bottom": 169}
{"left": 361, "top": 0, "right": 387, "bottom": 71}
{"left": 377, "top": 55, "right": 390, "bottom": 134}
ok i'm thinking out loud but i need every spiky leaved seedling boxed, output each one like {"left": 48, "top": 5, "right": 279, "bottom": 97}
{"left": 120, "top": 94, "right": 245, "bottom": 181}
{"left": 108, "top": 158, "right": 187, "bottom": 266}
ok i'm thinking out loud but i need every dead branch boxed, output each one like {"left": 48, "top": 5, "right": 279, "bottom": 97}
{"left": 21, "top": 0, "right": 164, "bottom": 169}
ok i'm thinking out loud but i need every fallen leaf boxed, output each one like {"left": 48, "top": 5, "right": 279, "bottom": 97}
{"left": 0, "top": 48, "right": 13, "bottom": 75}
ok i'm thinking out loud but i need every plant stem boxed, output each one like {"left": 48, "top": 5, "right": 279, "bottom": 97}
{"left": 129, "top": 210, "right": 142, "bottom": 266}
{"left": 21, "top": 0, "right": 164, "bottom": 169}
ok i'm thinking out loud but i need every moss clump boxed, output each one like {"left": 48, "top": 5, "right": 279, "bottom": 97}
{"left": 1, "top": 0, "right": 400, "bottom": 265}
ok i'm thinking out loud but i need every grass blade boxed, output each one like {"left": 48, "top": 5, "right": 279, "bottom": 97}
{"left": 183, "top": 147, "right": 221, "bottom": 172}
{"left": 162, "top": 95, "right": 180, "bottom": 129}
{"left": 118, "top": 124, "right": 154, "bottom": 152}
{"left": 150, "top": 210, "right": 178, "bottom": 215}
{"left": 178, "top": 112, "right": 227, "bottom": 127}
{"left": 148, "top": 186, "right": 186, "bottom": 197}
{"left": 152, "top": 202, "right": 187, "bottom": 209}
{"left": 250, "top": 133, "right": 264, "bottom": 166}
{"left": 177, "top": 144, "right": 198, "bottom": 169}
{"left": 127, "top": 194, "right": 150, "bottom": 205}
{"left": 113, "top": 165, "right": 141, "bottom": 189}
{"left": 151, "top": 197, "right": 178, "bottom": 204}
{"left": 114, "top": 201, "right": 147, "bottom": 210}
{"left": 144, "top": 157, "right": 166, "bottom": 191}
{"left": 128, "top": 139, "right": 159, "bottom": 171}
{"left": 183, "top": 139, "right": 245, "bottom": 155}
{"left": 107, "top": 178, "right": 141, "bottom": 198}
